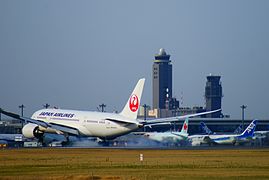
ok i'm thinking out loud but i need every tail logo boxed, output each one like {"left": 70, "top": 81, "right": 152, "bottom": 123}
{"left": 129, "top": 94, "right": 139, "bottom": 112}
{"left": 246, "top": 123, "right": 255, "bottom": 133}
{"left": 183, "top": 123, "right": 188, "bottom": 130}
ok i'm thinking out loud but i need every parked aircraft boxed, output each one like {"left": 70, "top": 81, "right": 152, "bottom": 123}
{"left": 189, "top": 120, "right": 257, "bottom": 146}
{"left": 201, "top": 122, "right": 267, "bottom": 142}
{"left": 143, "top": 118, "right": 189, "bottom": 145}
{"left": 0, "top": 78, "right": 220, "bottom": 143}
{"left": 187, "top": 122, "right": 213, "bottom": 146}
{"left": 200, "top": 122, "right": 243, "bottom": 135}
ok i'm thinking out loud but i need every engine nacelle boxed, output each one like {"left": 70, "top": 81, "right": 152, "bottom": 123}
{"left": 22, "top": 123, "right": 43, "bottom": 139}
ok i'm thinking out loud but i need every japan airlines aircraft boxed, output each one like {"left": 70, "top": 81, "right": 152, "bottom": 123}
{"left": 0, "top": 78, "right": 220, "bottom": 142}
{"left": 144, "top": 118, "right": 189, "bottom": 145}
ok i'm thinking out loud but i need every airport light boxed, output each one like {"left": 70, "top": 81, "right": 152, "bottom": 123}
{"left": 142, "top": 104, "right": 149, "bottom": 121}
{"left": 99, "top": 103, "right": 106, "bottom": 112}
{"left": 19, "top": 104, "right": 25, "bottom": 130}
{"left": 143, "top": 104, "right": 150, "bottom": 132}
{"left": 43, "top": 103, "right": 50, "bottom": 109}
{"left": 240, "top": 105, "right": 247, "bottom": 130}
{"left": 19, "top": 104, "right": 25, "bottom": 117}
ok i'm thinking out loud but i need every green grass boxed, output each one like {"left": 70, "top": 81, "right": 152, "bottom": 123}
{"left": 0, "top": 148, "right": 269, "bottom": 179}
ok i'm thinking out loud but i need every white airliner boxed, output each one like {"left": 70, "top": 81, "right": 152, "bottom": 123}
{"left": 0, "top": 78, "right": 220, "bottom": 142}
{"left": 189, "top": 120, "right": 257, "bottom": 146}
{"left": 144, "top": 118, "right": 189, "bottom": 145}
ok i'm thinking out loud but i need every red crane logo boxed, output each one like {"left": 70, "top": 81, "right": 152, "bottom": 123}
{"left": 129, "top": 94, "right": 139, "bottom": 112}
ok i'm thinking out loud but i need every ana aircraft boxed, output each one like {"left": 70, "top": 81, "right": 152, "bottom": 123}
{"left": 200, "top": 122, "right": 243, "bottom": 135}
{"left": 0, "top": 78, "right": 220, "bottom": 143}
{"left": 189, "top": 120, "right": 257, "bottom": 146}
{"left": 143, "top": 118, "right": 189, "bottom": 145}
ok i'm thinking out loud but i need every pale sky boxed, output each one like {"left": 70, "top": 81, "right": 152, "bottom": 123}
{"left": 0, "top": 0, "right": 269, "bottom": 119}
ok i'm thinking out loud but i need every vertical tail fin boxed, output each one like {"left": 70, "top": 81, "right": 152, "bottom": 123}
{"left": 120, "top": 78, "right": 145, "bottom": 120}
{"left": 200, "top": 122, "right": 213, "bottom": 135}
{"left": 234, "top": 124, "right": 243, "bottom": 134}
{"left": 240, "top": 120, "right": 257, "bottom": 137}
{"left": 180, "top": 118, "right": 189, "bottom": 134}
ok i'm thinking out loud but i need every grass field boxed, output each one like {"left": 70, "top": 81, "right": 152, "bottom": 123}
{"left": 1, "top": 148, "right": 269, "bottom": 180}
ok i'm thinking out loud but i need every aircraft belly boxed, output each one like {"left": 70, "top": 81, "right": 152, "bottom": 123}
{"left": 213, "top": 138, "right": 234, "bottom": 145}
{"left": 103, "top": 125, "right": 137, "bottom": 138}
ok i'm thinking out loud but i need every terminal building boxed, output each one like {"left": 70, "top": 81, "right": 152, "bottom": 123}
{"left": 0, "top": 119, "right": 22, "bottom": 134}
{"left": 1, "top": 48, "right": 269, "bottom": 146}
{"left": 144, "top": 118, "right": 269, "bottom": 134}
{"left": 138, "top": 48, "right": 269, "bottom": 134}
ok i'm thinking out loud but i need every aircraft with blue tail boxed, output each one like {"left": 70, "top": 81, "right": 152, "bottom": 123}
{"left": 201, "top": 122, "right": 243, "bottom": 135}
{"left": 189, "top": 120, "right": 257, "bottom": 146}
{"left": 207, "top": 120, "right": 257, "bottom": 145}
{"left": 0, "top": 78, "right": 220, "bottom": 144}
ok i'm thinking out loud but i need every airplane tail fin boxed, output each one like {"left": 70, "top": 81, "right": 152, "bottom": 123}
{"left": 234, "top": 124, "right": 243, "bottom": 134}
{"left": 120, "top": 78, "right": 145, "bottom": 120}
{"left": 180, "top": 118, "right": 189, "bottom": 134}
{"left": 200, "top": 122, "right": 213, "bottom": 135}
{"left": 240, "top": 120, "right": 257, "bottom": 137}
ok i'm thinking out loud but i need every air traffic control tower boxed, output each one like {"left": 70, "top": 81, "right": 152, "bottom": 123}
{"left": 152, "top": 48, "right": 172, "bottom": 110}
{"left": 205, "top": 75, "right": 223, "bottom": 118}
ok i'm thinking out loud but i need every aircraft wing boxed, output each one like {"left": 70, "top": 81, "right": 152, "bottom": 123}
{"left": 144, "top": 122, "right": 172, "bottom": 128}
{"left": 0, "top": 108, "right": 80, "bottom": 136}
{"left": 0, "top": 108, "right": 49, "bottom": 127}
{"left": 171, "top": 132, "right": 188, "bottom": 139}
{"left": 140, "top": 109, "right": 221, "bottom": 125}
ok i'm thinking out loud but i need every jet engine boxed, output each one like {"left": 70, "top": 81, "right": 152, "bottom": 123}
{"left": 22, "top": 123, "right": 44, "bottom": 139}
